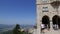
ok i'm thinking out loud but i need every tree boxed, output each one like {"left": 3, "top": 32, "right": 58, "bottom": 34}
{"left": 13, "top": 24, "right": 22, "bottom": 34}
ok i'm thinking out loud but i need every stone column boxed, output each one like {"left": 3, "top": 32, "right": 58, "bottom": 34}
{"left": 50, "top": 16, "right": 53, "bottom": 31}
{"left": 50, "top": 21, "right": 53, "bottom": 31}
{"left": 37, "top": 19, "right": 41, "bottom": 34}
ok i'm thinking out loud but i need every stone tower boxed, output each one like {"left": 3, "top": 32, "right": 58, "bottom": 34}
{"left": 36, "top": 0, "right": 60, "bottom": 34}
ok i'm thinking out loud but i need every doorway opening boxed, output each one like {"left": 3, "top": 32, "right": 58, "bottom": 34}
{"left": 42, "top": 15, "right": 50, "bottom": 29}
{"left": 52, "top": 15, "right": 60, "bottom": 30}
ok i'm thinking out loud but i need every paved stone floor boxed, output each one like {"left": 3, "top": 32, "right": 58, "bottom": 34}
{"left": 41, "top": 29, "right": 60, "bottom": 34}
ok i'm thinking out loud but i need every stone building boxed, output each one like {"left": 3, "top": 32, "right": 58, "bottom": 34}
{"left": 36, "top": 0, "right": 60, "bottom": 34}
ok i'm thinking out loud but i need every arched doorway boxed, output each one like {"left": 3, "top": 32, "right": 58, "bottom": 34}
{"left": 58, "top": 17, "right": 60, "bottom": 29}
{"left": 52, "top": 15, "right": 60, "bottom": 29}
{"left": 42, "top": 15, "right": 50, "bottom": 29}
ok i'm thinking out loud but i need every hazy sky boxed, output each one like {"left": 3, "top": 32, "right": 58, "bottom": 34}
{"left": 0, "top": 0, "right": 36, "bottom": 25}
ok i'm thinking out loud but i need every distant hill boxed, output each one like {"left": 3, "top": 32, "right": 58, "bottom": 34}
{"left": 0, "top": 24, "right": 14, "bottom": 29}
{"left": 20, "top": 25, "right": 34, "bottom": 29}
{"left": 0, "top": 30, "right": 13, "bottom": 34}
{"left": 0, "top": 24, "right": 34, "bottom": 33}
{"left": 0, "top": 24, "right": 15, "bottom": 32}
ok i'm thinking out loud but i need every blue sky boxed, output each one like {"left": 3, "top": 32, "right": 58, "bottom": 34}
{"left": 0, "top": 0, "right": 36, "bottom": 25}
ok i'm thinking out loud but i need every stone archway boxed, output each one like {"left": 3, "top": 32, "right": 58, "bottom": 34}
{"left": 51, "top": 1, "right": 60, "bottom": 9}
{"left": 42, "top": 15, "right": 50, "bottom": 29}
{"left": 52, "top": 15, "right": 59, "bottom": 25}
{"left": 52, "top": 15, "right": 60, "bottom": 29}
{"left": 50, "top": 1, "right": 60, "bottom": 14}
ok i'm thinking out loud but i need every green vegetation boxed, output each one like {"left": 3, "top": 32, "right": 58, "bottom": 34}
{"left": 13, "top": 24, "right": 23, "bottom": 34}
{"left": 0, "top": 24, "right": 25, "bottom": 34}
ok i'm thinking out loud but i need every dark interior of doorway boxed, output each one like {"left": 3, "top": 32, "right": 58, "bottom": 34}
{"left": 42, "top": 16, "right": 50, "bottom": 29}
{"left": 52, "top": 15, "right": 60, "bottom": 29}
